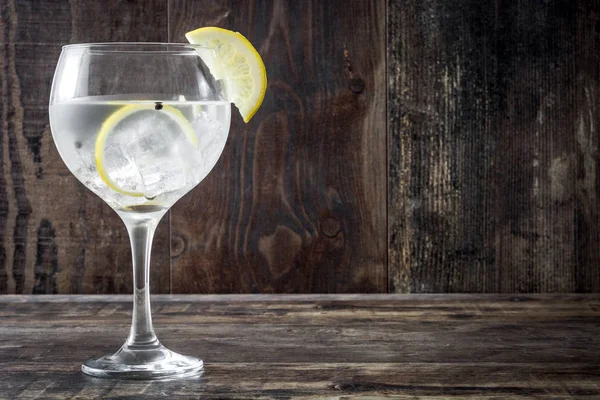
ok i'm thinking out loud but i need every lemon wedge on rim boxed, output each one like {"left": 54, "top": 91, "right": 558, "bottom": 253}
{"left": 95, "top": 104, "right": 197, "bottom": 197}
{"left": 185, "top": 27, "right": 267, "bottom": 123}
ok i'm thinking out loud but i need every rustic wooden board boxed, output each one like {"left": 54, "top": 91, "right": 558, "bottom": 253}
{"left": 1, "top": 294, "right": 599, "bottom": 398}
{"left": 2, "top": 0, "right": 600, "bottom": 295}
{"left": 168, "top": 0, "right": 387, "bottom": 293}
{"left": 0, "top": 0, "right": 171, "bottom": 294}
{"left": 388, "top": 0, "right": 600, "bottom": 292}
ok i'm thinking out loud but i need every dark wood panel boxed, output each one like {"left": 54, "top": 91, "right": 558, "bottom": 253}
{"left": 0, "top": 294, "right": 598, "bottom": 398}
{"left": 168, "top": 0, "right": 387, "bottom": 293}
{"left": 0, "top": 0, "right": 170, "bottom": 294}
{"left": 389, "top": 0, "right": 600, "bottom": 293}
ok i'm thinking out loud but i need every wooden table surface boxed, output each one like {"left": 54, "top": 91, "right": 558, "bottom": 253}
{"left": 1, "top": 294, "right": 599, "bottom": 399}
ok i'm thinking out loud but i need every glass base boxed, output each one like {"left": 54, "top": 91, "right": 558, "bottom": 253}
{"left": 81, "top": 341, "right": 203, "bottom": 380}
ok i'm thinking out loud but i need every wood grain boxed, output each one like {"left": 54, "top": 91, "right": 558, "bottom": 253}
{"left": 1, "top": 0, "right": 600, "bottom": 295}
{"left": 168, "top": 0, "right": 387, "bottom": 293}
{"left": 1, "top": 294, "right": 598, "bottom": 398}
{"left": 0, "top": 0, "right": 171, "bottom": 294}
{"left": 388, "top": 0, "right": 600, "bottom": 293}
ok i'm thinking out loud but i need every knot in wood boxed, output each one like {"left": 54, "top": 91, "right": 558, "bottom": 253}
{"left": 320, "top": 217, "right": 341, "bottom": 238}
{"left": 349, "top": 78, "right": 364, "bottom": 94}
{"left": 171, "top": 233, "right": 187, "bottom": 258}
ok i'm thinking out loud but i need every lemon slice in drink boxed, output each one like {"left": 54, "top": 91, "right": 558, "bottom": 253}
{"left": 95, "top": 104, "right": 197, "bottom": 197}
{"left": 185, "top": 27, "right": 267, "bottom": 123}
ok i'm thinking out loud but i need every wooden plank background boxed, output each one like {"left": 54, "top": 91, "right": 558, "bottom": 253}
{"left": 389, "top": 0, "right": 600, "bottom": 293}
{"left": 168, "top": 0, "right": 387, "bottom": 293}
{"left": 0, "top": 0, "right": 172, "bottom": 295}
{"left": 0, "top": 0, "right": 598, "bottom": 294}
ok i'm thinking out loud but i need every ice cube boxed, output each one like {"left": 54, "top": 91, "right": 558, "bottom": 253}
{"left": 193, "top": 111, "right": 223, "bottom": 151}
{"left": 201, "top": 136, "right": 224, "bottom": 168}
{"left": 137, "top": 158, "right": 186, "bottom": 199}
{"left": 124, "top": 117, "right": 173, "bottom": 161}
{"left": 97, "top": 107, "right": 223, "bottom": 199}
{"left": 102, "top": 143, "right": 143, "bottom": 193}
{"left": 119, "top": 114, "right": 190, "bottom": 198}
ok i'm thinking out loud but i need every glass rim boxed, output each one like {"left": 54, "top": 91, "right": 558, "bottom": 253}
{"left": 61, "top": 42, "right": 210, "bottom": 53}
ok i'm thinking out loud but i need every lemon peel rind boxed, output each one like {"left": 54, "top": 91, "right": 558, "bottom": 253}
{"left": 185, "top": 27, "right": 267, "bottom": 123}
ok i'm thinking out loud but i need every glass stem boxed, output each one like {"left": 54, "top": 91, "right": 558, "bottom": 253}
{"left": 121, "top": 213, "right": 162, "bottom": 348}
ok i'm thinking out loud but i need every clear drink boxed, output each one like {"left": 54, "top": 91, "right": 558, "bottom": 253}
{"left": 50, "top": 96, "right": 231, "bottom": 213}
